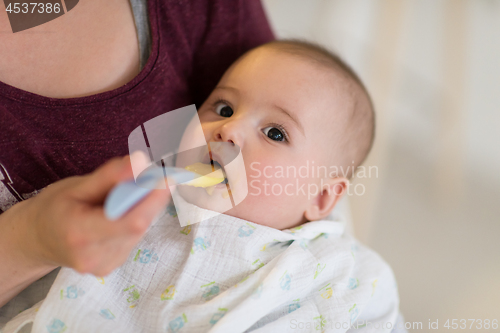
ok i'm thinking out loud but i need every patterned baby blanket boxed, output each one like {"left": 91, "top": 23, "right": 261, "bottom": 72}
{"left": 4, "top": 195, "right": 399, "bottom": 333}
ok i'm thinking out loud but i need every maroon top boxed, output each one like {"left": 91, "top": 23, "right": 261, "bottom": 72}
{"left": 0, "top": 0, "right": 274, "bottom": 213}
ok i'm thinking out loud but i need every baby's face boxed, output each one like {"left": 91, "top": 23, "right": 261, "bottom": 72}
{"left": 195, "top": 47, "right": 350, "bottom": 229}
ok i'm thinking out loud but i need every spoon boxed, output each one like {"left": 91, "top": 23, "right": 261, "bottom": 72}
{"left": 104, "top": 166, "right": 195, "bottom": 220}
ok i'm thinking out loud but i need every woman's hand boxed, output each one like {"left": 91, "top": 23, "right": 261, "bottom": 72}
{"left": 0, "top": 155, "right": 171, "bottom": 307}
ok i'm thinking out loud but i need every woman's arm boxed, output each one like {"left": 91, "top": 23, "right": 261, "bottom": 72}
{"left": 0, "top": 206, "right": 57, "bottom": 307}
{"left": 0, "top": 156, "right": 171, "bottom": 307}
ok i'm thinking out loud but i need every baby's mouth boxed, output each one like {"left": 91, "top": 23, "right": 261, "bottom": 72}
{"left": 210, "top": 160, "right": 229, "bottom": 186}
{"left": 201, "top": 150, "right": 229, "bottom": 183}
{"left": 183, "top": 145, "right": 238, "bottom": 197}
{"left": 180, "top": 151, "right": 229, "bottom": 192}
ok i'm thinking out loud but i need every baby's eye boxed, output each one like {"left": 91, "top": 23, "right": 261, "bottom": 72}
{"left": 263, "top": 127, "right": 285, "bottom": 142}
{"left": 215, "top": 103, "right": 233, "bottom": 117}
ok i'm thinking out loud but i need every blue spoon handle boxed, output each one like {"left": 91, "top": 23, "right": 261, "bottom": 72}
{"left": 104, "top": 167, "right": 195, "bottom": 220}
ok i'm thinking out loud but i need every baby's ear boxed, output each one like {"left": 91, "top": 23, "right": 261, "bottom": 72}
{"left": 304, "top": 177, "right": 349, "bottom": 221}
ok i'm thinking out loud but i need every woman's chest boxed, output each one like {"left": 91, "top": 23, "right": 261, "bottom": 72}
{"left": 0, "top": 0, "right": 140, "bottom": 98}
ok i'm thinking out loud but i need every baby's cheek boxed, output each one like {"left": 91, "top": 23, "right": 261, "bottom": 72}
{"left": 246, "top": 163, "right": 311, "bottom": 199}
{"left": 247, "top": 175, "right": 302, "bottom": 198}
{"left": 231, "top": 159, "right": 315, "bottom": 227}
{"left": 240, "top": 172, "right": 310, "bottom": 227}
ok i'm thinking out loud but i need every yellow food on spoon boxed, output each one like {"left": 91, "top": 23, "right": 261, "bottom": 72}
{"left": 184, "top": 162, "right": 225, "bottom": 188}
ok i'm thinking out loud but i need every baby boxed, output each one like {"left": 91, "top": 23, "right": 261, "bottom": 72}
{"left": 5, "top": 41, "right": 401, "bottom": 333}
{"left": 177, "top": 39, "right": 374, "bottom": 230}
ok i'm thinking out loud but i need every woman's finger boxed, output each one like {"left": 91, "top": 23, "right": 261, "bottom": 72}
{"left": 120, "top": 188, "right": 172, "bottom": 234}
{"left": 72, "top": 156, "right": 133, "bottom": 204}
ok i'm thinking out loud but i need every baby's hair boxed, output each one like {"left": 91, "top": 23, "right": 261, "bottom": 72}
{"left": 258, "top": 39, "right": 375, "bottom": 179}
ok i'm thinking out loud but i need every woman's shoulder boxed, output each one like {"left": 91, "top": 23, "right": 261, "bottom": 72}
{"left": 155, "top": 0, "right": 275, "bottom": 105}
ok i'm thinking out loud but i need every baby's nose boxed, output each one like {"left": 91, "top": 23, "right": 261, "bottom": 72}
{"left": 213, "top": 122, "right": 242, "bottom": 147}
{"left": 215, "top": 132, "right": 234, "bottom": 145}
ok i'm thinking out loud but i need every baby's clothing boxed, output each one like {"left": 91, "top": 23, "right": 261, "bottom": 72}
{"left": 3, "top": 194, "right": 399, "bottom": 333}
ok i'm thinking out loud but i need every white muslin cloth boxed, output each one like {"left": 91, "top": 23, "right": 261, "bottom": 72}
{"left": 3, "top": 194, "right": 399, "bottom": 333}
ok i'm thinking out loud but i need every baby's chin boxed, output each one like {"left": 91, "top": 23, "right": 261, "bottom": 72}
{"left": 175, "top": 182, "right": 306, "bottom": 229}
{"left": 176, "top": 183, "right": 233, "bottom": 213}
{"left": 218, "top": 199, "right": 307, "bottom": 230}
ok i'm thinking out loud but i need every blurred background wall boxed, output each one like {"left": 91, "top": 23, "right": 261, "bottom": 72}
{"left": 261, "top": 0, "right": 500, "bottom": 331}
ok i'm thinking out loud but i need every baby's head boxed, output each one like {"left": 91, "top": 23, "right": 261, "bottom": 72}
{"left": 195, "top": 40, "right": 374, "bottom": 229}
